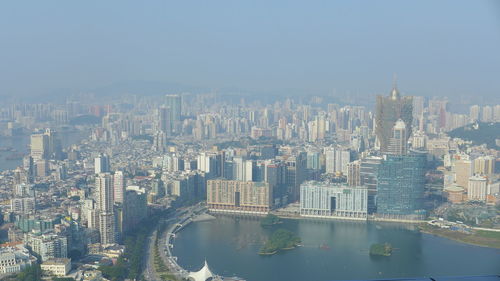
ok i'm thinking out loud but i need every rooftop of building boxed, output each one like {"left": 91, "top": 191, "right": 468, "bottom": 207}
{"left": 41, "top": 258, "right": 71, "bottom": 265}
{"left": 444, "top": 185, "right": 465, "bottom": 192}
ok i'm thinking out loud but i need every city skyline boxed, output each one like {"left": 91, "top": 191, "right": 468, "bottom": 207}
{"left": 0, "top": 2, "right": 499, "bottom": 281}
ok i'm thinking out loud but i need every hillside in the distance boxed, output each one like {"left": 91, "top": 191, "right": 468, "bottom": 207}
{"left": 447, "top": 122, "right": 500, "bottom": 149}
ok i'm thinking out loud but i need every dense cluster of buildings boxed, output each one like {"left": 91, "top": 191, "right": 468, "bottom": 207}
{"left": 0, "top": 87, "right": 498, "bottom": 279}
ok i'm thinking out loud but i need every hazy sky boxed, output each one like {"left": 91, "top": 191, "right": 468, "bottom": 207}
{"left": 1, "top": 1, "right": 499, "bottom": 100}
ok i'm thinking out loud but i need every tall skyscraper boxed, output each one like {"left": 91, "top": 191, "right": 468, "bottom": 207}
{"left": 158, "top": 106, "right": 172, "bottom": 135}
{"left": 30, "top": 129, "right": 62, "bottom": 161}
{"left": 347, "top": 160, "right": 361, "bottom": 186}
{"left": 94, "top": 154, "right": 110, "bottom": 174}
{"left": 23, "top": 156, "right": 34, "bottom": 182}
{"left": 30, "top": 133, "right": 49, "bottom": 160}
{"left": 96, "top": 173, "right": 113, "bottom": 212}
{"left": 306, "top": 150, "right": 321, "bottom": 170}
{"left": 387, "top": 119, "right": 408, "bottom": 155}
{"left": 467, "top": 175, "right": 488, "bottom": 202}
{"left": 325, "top": 147, "right": 350, "bottom": 174}
{"left": 123, "top": 186, "right": 147, "bottom": 232}
{"left": 375, "top": 85, "right": 413, "bottom": 154}
{"left": 151, "top": 178, "right": 165, "bottom": 197}
{"left": 412, "top": 96, "right": 425, "bottom": 121}
{"left": 469, "top": 105, "right": 480, "bottom": 121}
{"left": 165, "top": 94, "right": 182, "bottom": 121}
{"left": 285, "top": 153, "right": 306, "bottom": 202}
{"left": 473, "top": 156, "right": 495, "bottom": 176}
{"left": 376, "top": 152, "right": 426, "bottom": 218}
{"left": 360, "top": 156, "right": 382, "bottom": 214}
{"left": 44, "top": 128, "right": 63, "bottom": 160}
{"left": 99, "top": 212, "right": 115, "bottom": 245}
{"left": 113, "top": 171, "right": 125, "bottom": 204}
{"left": 481, "top": 105, "right": 493, "bottom": 122}
{"left": 454, "top": 158, "right": 473, "bottom": 189}
{"left": 96, "top": 173, "right": 115, "bottom": 244}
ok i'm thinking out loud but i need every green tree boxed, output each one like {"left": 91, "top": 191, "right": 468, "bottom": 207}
{"left": 15, "top": 264, "right": 42, "bottom": 281}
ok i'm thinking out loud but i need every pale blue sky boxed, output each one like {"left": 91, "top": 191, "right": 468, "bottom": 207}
{"left": 1, "top": 0, "right": 499, "bottom": 100}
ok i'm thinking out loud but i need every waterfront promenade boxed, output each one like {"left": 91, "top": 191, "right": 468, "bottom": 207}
{"left": 145, "top": 203, "right": 207, "bottom": 280}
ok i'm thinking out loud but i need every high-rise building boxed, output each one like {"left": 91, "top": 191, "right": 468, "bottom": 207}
{"left": 469, "top": 105, "right": 480, "bottom": 121}
{"left": 454, "top": 158, "right": 473, "bottom": 189}
{"left": 244, "top": 160, "right": 255, "bottom": 182}
{"left": 325, "top": 148, "right": 336, "bottom": 173}
{"left": 207, "top": 179, "right": 272, "bottom": 213}
{"left": 123, "top": 186, "right": 147, "bottom": 232}
{"left": 233, "top": 156, "right": 245, "bottom": 181}
{"left": 197, "top": 152, "right": 220, "bottom": 179}
{"left": 95, "top": 173, "right": 115, "bottom": 244}
{"left": 299, "top": 181, "right": 368, "bottom": 219}
{"left": 255, "top": 160, "right": 287, "bottom": 206}
{"left": 347, "top": 160, "right": 361, "bottom": 186}
{"left": 94, "top": 154, "right": 110, "bottom": 174}
{"left": 306, "top": 150, "right": 321, "bottom": 171}
{"left": 387, "top": 119, "right": 408, "bottom": 155}
{"left": 98, "top": 212, "right": 115, "bottom": 245}
{"left": 467, "top": 175, "right": 488, "bottom": 202}
{"left": 360, "top": 156, "right": 382, "bottom": 214}
{"left": 113, "top": 171, "right": 125, "bottom": 204}
{"left": 158, "top": 106, "right": 172, "bottom": 135}
{"left": 494, "top": 105, "right": 500, "bottom": 122}
{"left": 30, "top": 134, "right": 49, "bottom": 160}
{"left": 151, "top": 178, "right": 165, "bottom": 197}
{"left": 375, "top": 86, "right": 413, "bottom": 154}
{"left": 10, "top": 197, "right": 36, "bottom": 214}
{"left": 152, "top": 131, "right": 167, "bottom": 152}
{"left": 481, "top": 106, "right": 493, "bottom": 122}
{"left": 30, "top": 129, "right": 62, "bottom": 161}
{"left": 25, "top": 233, "right": 67, "bottom": 262}
{"left": 23, "top": 156, "right": 34, "bottom": 182}
{"left": 35, "top": 159, "right": 49, "bottom": 177}
{"left": 44, "top": 129, "right": 62, "bottom": 160}
{"left": 473, "top": 156, "right": 495, "bottom": 176}
{"left": 96, "top": 173, "right": 113, "bottom": 212}
{"left": 376, "top": 152, "right": 426, "bottom": 218}
{"left": 325, "top": 147, "right": 350, "bottom": 175}
{"left": 284, "top": 153, "right": 306, "bottom": 202}
{"left": 165, "top": 94, "right": 182, "bottom": 121}
{"left": 412, "top": 96, "right": 425, "bottom": 122}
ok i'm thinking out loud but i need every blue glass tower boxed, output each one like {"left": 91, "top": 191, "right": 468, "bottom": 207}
{"left": 376, "top": 151, "right": 426, "bottom": 217}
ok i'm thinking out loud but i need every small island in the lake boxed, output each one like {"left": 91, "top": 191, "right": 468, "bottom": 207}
{"left": 369, "top": 243, "right": 392, "bottom": 256}
{"left": 260, "top": 214, "right": 282, "bottom": 227}
{"left": 259, "top": 229, "right": 301, "bottom": 255}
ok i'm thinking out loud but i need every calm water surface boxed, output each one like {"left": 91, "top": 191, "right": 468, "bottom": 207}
{"left": 173, "top": 216, "right": 500, "bottom": 281}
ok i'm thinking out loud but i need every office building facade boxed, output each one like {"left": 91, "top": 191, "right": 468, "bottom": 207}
{"left": 207, "top": 179, "right": 272, "bottom": 213}
{"left": 300, "top": 181, "right": 368, "bottom": 219}
{"left": 376, "top": 152, "right": 426, "bottom": 218}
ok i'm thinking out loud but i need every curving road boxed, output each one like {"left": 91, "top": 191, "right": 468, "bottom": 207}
{"left": 142, "top": 203, "right": 207, "bottom": 281}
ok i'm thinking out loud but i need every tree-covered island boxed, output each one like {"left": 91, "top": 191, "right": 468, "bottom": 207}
{"left": 259, "top": 229, "right": 301, "bottom": 255}
{"left": 369, "top": 243, "right": 393, "bottom": 256}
